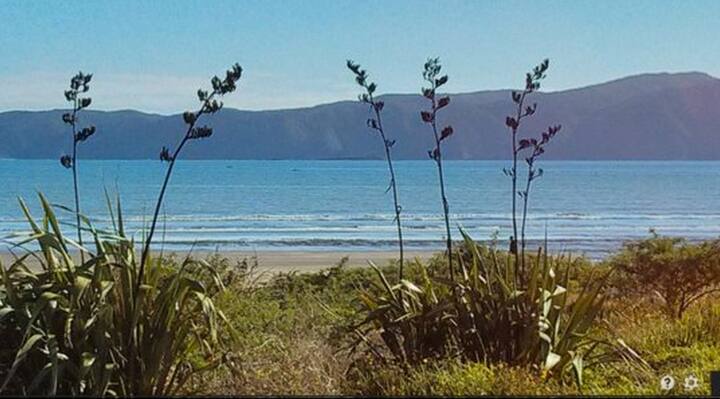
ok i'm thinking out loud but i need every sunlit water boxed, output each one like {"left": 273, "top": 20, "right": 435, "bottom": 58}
{"left": 1, "top": 160, "right": 718, "bottom": 259}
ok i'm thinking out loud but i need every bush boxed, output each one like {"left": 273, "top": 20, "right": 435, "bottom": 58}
{"left": 0, "top": 193, "right": 233, "bottom": 396}
{"left": 351, "top": 231, "right": 609, "bottom": 386}
{"left": 608, "top": 233, "right": 720, "bottom": 318}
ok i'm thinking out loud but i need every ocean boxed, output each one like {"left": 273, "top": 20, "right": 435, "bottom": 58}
{"left": 1, "top": 159, "right": 718, "bottom": 259}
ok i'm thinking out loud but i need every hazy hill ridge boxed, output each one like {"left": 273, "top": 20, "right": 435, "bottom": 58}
{"left": 2, "top": 72, "right": 719, "bottom": 160}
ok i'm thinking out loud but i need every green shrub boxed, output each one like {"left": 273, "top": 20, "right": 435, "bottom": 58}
{"left": 608, "top": 233, "right": 720, "bottom": 318}
{"left": 0, "top": 193, "right": 233, "bottom": 396}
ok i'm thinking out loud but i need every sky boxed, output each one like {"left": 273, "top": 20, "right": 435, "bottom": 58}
{"left": 1, "top": 0, "right": 719, "bottom": 114}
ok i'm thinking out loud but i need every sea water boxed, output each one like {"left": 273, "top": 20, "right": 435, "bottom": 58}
{"left": 1, "top": 159, "right": 718, "bottom": 259}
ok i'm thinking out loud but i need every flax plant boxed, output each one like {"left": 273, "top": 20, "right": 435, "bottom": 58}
{"left": 60, "top": 72, "right": 96, "bottom": 263}
{"left": 0, "top": 193, "right": 232, "bottom": 396}
{"left": 503, "top": 59, "right": 548, "bottom": 281}
{"left": 518, "top": 125, "right": 561, "bottom": 270}
{"left": 346, "top": 60, "right": 405, "bottom": 281}
{"left": 420, "top": 58, "right": 456, "bottom": 280}
{"left": 353, "top": 233, "right": 611, "bottom": 386}
{"left": 138, "top": 63, "right": 243, "bottom": 290}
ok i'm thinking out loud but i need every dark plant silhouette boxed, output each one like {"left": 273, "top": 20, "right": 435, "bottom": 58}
{"left": 518, "top": 124, "right": 561, "bottom": 269}
{"left": 503, "top": 59, "right": 548, "bottom": 281}
{"left": 346, "top": 60, "right": 406, "bottom": 281}
{"left": 60, "top": 71, "right": 96, "bottom": 263}
{"left": 138, "top": 63, "right": 243, "bottom": 290}
{"left": 420, "top": 57, "right": 455, "bottom": 280}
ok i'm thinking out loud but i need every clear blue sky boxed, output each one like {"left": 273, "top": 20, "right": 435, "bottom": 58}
{"left": 1, "top": 0, "right": 718, "bottom": 113}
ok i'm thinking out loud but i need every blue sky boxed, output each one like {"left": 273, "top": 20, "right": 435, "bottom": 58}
{"left": 1, "top": 0, "right": 718, "bottom": 113}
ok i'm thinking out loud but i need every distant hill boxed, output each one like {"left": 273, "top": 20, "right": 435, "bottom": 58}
{"left": 2, "top": 72, "right": 720, "bottom": 160}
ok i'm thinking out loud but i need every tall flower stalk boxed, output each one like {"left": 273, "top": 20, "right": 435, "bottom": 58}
{"left": 518, "top": 124, "right": 561, "bottom": 269}
{"left": 347, "top": 60, "right": 405, "bottom": 281}
{"left": 60, "top": 72, "right": 96, "bottom": 264}
{"left": 137, "top": 63, "right": 243, "bottom": 290}
{"left": 503, "top": 59, "right": 548, "bottom": 281}
{"left": 420, "top": 58, "right": 455, "bottom": 280}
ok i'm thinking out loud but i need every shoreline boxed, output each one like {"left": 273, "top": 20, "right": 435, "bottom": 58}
{"left": 0, "top": 250, "right": 436, "bottom": 274}
{"left": 185, "top": 250, "right": 436, "bottom": 273}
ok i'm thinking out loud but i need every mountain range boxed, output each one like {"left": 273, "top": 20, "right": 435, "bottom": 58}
{"left": 1, "top": 71, "right": 719, "bottom": 160}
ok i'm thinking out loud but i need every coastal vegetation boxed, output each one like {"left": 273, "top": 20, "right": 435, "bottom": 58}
{"left": 59, "top": 72, "right": 96, "bottom": 264}
{"left": 139, "top": 63, "right": 243, "bottom": 288}
{"left": 0, "top": 194, "right": 232, "bottom": 396}
{"left": 608, "top": 233, "right": 720, "bottom": 319}
{"left": 0, "top": 64, "right": 243, "bottom": 396}
{"left": 346, "top": 60, "right": 405, "bottom": 281}
{"left": 420, "top": 58, "right": 456, "bottom": 279}
{"left": 199, "top": 250, "right": 719, "bottom": 396}
{"left": 1, "top": 226, "right": 717, "bottom": 395}
{"left": 0, "top": 59, "right": 718, "bottom": 397}
{"left": 503, "top": 58, "right": 556, "bottom": 279}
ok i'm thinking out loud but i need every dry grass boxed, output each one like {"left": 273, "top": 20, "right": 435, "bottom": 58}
{"left": 199, "top": 332, "right": 349, "bottom": 395}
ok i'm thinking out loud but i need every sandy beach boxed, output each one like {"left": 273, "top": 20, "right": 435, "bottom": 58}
{"left": 0, "top": 250, "right": 436, "bottom": 275}
{"left": 208, "top": 250, "right": 436, "bottom": 273}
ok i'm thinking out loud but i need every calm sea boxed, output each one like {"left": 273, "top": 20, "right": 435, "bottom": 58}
{"left": 1, "top": 160, "right": 718, "bottom": 259}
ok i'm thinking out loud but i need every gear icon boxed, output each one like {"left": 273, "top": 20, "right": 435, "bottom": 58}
{"left": 684, "top": 374, "right": 699, "bottom": 391}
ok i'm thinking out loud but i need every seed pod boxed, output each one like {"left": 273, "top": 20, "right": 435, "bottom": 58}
{"left": 189, "top": 125, "right": 213, "bottom": 139}
{"left": 437, "top": 96, "right": 450, "bottom": 110}
{"left": 159, "top": 146, "right": 173, "bottom": 162}
{"left": 183, "top": 111, "right": 196, "bottom": 125}
{"left": 440, "top": 126, "right": 453, "bottom": 141}
{"left": 75, "top": 126, "right": 96, "bottom": 142}
{"left": 60, "top": 155, "right": 73, "bottom": 169}
{"left": 211, "top": 76, "right": 222, "bottom": 92}
{"left": 435, "top": 75, "right": 448, "bottom": 87}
